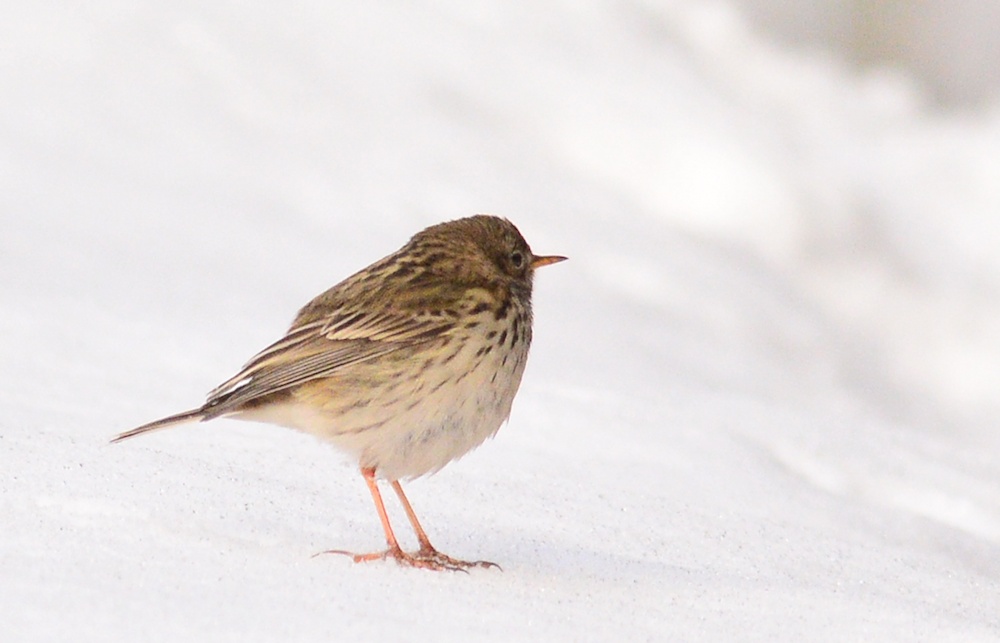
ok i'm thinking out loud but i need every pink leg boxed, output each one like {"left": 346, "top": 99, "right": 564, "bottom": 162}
{"left": 391, "top": 480, "right": 499, "bottom": 570}
{"left": 315, "top": 468, "right": 496, "bottom": 571}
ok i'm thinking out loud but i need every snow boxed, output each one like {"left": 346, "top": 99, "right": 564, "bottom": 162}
{"left": 3, "top": 1, "right": 999, "bottom": 641}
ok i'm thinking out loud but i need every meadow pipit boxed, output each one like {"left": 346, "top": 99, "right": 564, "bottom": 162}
{"left": 113, "top": 215, "right": 565, "bottom": 571}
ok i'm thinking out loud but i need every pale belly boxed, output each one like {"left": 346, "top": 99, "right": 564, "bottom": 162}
{"left": 236, "top": 335, "right": 530, "bottom": 480}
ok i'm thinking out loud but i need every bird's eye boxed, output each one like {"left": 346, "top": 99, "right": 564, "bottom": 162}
{"left": 510, "top": 250, "right": 524, "bottom": 269}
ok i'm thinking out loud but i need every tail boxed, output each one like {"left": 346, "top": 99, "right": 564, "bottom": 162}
{"left": 111, "top": 408, "right": 206, "bottom": 444}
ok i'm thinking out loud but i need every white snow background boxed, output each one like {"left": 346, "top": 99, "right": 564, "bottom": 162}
{"left": 3, "top": 2, "right": 1000, "bottom": 641}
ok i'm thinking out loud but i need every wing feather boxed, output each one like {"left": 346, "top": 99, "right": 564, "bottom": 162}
{"left": 201, "top": 309, "right": 450, "bottom": 417}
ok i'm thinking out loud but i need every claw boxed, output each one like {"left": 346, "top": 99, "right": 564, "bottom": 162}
{"left": 414, "top": 545, "right": 501, "bottom": 571}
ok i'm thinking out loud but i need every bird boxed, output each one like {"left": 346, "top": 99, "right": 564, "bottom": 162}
{"left": 112, "top": 215, "right": 566, "bottom": 571}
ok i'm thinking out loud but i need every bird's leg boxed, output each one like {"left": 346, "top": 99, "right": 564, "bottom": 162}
{"left": 315, "top": 467, "right": 406, "bottom": 563}
{"left": 353, "top": 467, "right": 406, "bottom": 561}
{"left": 317, "top": 468, "right": 483, "bottom": 571}
{"left": 391, "top": 480, "right": 499, "bottom": 570}
{"left": 389, "top": 480, "right": 433, "bottom": 551}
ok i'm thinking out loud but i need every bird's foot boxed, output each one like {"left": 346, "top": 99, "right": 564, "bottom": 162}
{"left": 314, "top": 545, "right": 499, "bottom": 572}
{"left": 413, "top": 545, "right": 501, "bottom": 571}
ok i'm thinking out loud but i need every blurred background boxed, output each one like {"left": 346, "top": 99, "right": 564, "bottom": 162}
{"left": 742, "top": 0, "right": 1000, "bottom": 106}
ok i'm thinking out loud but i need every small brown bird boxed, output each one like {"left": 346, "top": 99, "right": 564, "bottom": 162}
{"left": 113, "top": 215, "right": 565, "bottom": 570}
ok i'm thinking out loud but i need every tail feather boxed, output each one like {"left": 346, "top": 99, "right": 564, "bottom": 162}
{"left": 111, "top": 408, "right": 206, "bottom": 444}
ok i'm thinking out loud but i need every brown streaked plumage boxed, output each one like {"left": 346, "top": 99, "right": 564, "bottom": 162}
{"left": 113, "top": 215, "right": 565, "bottom": 571}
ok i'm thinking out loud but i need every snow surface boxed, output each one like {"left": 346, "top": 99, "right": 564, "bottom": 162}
{"left": 3, "top": 2, "right": 1000, "bottom": 641}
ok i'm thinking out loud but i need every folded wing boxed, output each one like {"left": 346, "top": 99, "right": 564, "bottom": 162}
{"left": 202, "top": 309, "right": 451, "bottom": 418}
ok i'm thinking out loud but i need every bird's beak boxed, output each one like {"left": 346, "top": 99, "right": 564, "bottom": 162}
{"left": 531, "top": 255, "right": 568, "bottom": 269}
